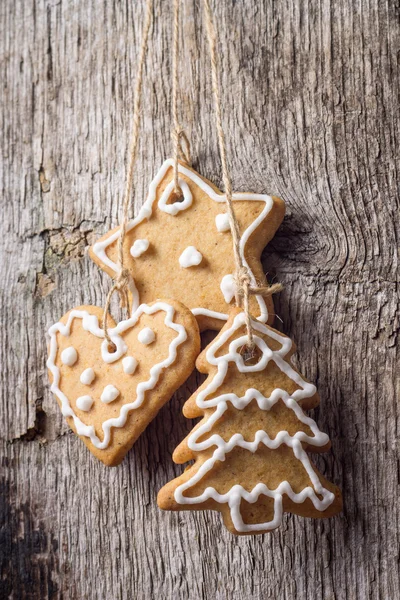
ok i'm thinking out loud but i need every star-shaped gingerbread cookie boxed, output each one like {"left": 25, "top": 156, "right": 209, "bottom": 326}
{"left": 90, "top": 160, "right": 285, "bottom": 331}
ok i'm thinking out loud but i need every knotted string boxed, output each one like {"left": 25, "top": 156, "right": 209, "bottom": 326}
{"left": 103, "top": 0, "right": 153, "bottom": 347}
{"left": 202, "top": 0, "right": 282, "bottom": 348}
{"left": 172, "top": 0, "right": 191, "bottom": 194}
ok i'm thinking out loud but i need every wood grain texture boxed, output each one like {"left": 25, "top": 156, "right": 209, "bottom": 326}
{"left": 0, "top": 0, "right": 398, "bottom": 598}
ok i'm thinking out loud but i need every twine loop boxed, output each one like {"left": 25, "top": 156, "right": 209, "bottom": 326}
{"left": 172, "top": 127, "right": 191, "bottom": 164}
{"left": 172, "top": 0, "right": 191, "bottom": 194}
{"left": 234, "top": 268, "right": 284, "bottom": 302}
{"left": 234, "top": 266, "right": 251, "bottom": 304}
{"left": 102, "top": 0, "right": 282, "bottom": 351}
{"left": 102, "top": 0, "right": 153, "bottom": 347}
{"left": 203, "top": 0, "right": 282, "bottom": 348}
{"left": 103, "top": 268, "right": 132, "bottom": 348}
{"left": 114, "top": 267, "right": 131, "bottom": 308}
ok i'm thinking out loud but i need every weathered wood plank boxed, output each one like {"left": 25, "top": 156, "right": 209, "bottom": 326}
{"left": 1, "top": 0, "right": 398, "bottom": 598}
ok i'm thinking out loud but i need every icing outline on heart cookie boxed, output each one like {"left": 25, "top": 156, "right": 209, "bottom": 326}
{"left": 92, "top": 159, "right": 274, "bottom": 324}
{"left": 47, "top": 302, "right": 187, "bottom": 450}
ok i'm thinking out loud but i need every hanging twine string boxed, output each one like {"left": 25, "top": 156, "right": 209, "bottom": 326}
{"left": 172, "top": 0, "right": 191, "bottom": 194}
{"left": 202, "top": 0, "right": 282, "bottom": 348}
{"left": 103, "top": 0, "right": 153, "bottom": 347}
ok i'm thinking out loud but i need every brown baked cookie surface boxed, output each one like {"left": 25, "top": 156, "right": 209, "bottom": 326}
{"left": 158, "top": 308, "right": 342, "bottom": 535}
{"left": 47, "top": 300, "right": 200, "bottom": 466}
{"left": 89, "top": 160, "right": 285, "bottom": 331}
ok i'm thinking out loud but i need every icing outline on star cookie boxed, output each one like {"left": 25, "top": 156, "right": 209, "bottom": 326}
{"left": 172, "top": 312, "right": 337, "bottom": 533}
{"left": 47, "top": 302, "right": 188, "bottom": 450}
{"left": 91, "top": 159, "right": 277, "bottom": 324}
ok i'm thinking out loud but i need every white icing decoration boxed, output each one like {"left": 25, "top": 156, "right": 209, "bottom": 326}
{"left": 215, "top": 213, "right": 231, "bottom": 232}
{"left": 158, "top": 178, "right": 193, "bottom": 215}
{"left": 82, "top": 315, "right": 99, "bottom": 332}
{"left": 91, "top": 159, "right": 273, "bottom": 323}
{"left": 138, "top": 327, "right": 156, "bottom": 345}
{"left": 101, "top": 384, "right": 120, "bottom": 404}
{"left": 80, "top": 367, "right": 95, "bottom": 385}
{"left": 46, "top": 302, "right": 188, "bottom": 449}
{"left": 61, "top": 346, "right": 78, "bottom": 366}
{"left": 173, "top": 312, "right": 335, "bottom": 533}
{"left": 130, "top": 239, "right": 149, "bottom": 258}
{"left": 122, "top": 356, "right": 137, "bottom": 375}
{"left": 76, "top": 395, "right": 94, "bottom": 412}
{"left": 179, "top": 246, "right": 203, "bottom": 268}
{"left": 220, "top": 274, "right": 236, "bottom": 304}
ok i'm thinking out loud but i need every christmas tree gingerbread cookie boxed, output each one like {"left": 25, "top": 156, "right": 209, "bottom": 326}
{"left": 89, "top": 160, "right": 285, "bottom": 331}
{"left": 47, "top": 300, "right": 200, "bottom": 466}
{"left": 158, "top": 308, "right": 342, "bottom": 534}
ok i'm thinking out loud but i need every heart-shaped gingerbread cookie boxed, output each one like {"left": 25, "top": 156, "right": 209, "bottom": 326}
{"left": 47, "top": 300, "right": 200, "bottom": 465}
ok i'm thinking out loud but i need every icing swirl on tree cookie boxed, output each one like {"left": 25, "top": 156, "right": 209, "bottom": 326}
{"left": 173, "top": 312, "right": 337, "bottom": 533}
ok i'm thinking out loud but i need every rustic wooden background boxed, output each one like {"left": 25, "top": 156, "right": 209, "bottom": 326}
{"left": 1, "top": 0, "right": 399, "bottom": 598}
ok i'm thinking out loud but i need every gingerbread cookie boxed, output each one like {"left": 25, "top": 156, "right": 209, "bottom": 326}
{"left": 89, "top": 160, "right": 285, "bottom": 331}
{"left": 47, "top": 300, "right": 200, "bottom": 466}
{"left": 158, "top": 308, "right": 342, "bottom": 534}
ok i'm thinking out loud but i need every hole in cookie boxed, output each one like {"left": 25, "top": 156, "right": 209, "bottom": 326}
{"left": 167, "top": 188, "right": 185, "bottom": 204}
{"left": 239, "top": 344, "right": 263, "bottom": 365}
{"left": 107, "top": 342, "right": 117, "bottom": 354}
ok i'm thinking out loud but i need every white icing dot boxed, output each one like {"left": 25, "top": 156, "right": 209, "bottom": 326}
{"left": 80, "top": 368, "right": 95, "bottom": 385}
{"left": 220, "top": 274, "right": 237, "bottom": 304}
{"left": 138, "top": 327, "right": 156, "bottom": 345}
{"left": 100, "top": 385, "right": 120, "bottom": 404}
{"left": 215, "top": 213, "right": 231, "bottom": 232}
{"left": 61, "top": 346, "right": 78, "bottom": 366}
{"left": 76, "top": 395, "right": 94, "bottom": 411}
{"left": 130, "top": 239, "right": 150, "bottom": 258}
{"left": 179, "top": 246, "right": 203, "bottom": 268}
{"left": 122, "top": 356, "right": 138, "bottom": 375}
